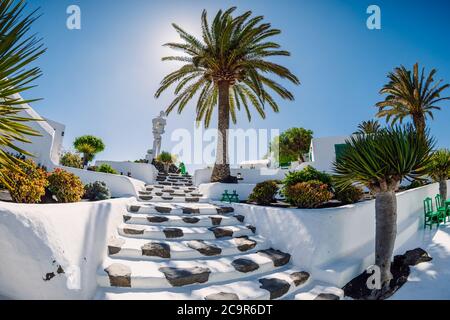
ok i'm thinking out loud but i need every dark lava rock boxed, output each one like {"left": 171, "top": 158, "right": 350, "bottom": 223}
{"left": 159, "top": 266, "right": 211, "bottom": 287}
{"left": 204, "top": 292, "right": 240, "bottom": 300}
{"left": 123, "top": 227, "right": 144, "bottom": 235}
{"left": 217, "top": 207, "right": 234, "bottom": 214}
{"left": 259, "top": 278, "right": 291, "bottom": 300}
{"left": 210, "top": 216, "right": 223, "bottom": 226}
{"left": 246, "top": 225, "right": 256, "bottom": 233}
{"left": 141, "top": 242, "right": 171, "bottom": 258}
{"left": 290, "top": 271, "right": 310, "bottom": 286}
{"left": 147, "top": 216, "right": 169, "bottom": 223}
{"left": 182, "top": 207, "right": 200, "bottom": 214}
{"left": 342, "top": 248, "right": 433, "bottom": 300}
{"left": 209, "top": 227, "right": 233, "bottom": 238}
{"left": 128, "top": 205, "right": 140, "bottom": 213}
{"left": 234, "top": 236, "right": 257, "bottom": 252}
{"left": 185, "top": 197, "right": 200, "bottom": 203}
{"left": 258, "top": 249, "right": 291, "bottom": 267}
{"left": 403, "top": 248, "right": 432, "bottom": 266}
{"left": 231, "top": 258, "right": 260, "bottom": 273}
{"left": 182, "top": 217, "right": 200, "bottom": 224}
{"left": 108, "top": 237, "right": 126, "bottom": 255}
{"left": 234, "top": 215, "right": 245, "bottom": 222}
{"left": 187, "top": 240, "right": 222, "bottom": 256}
{"left": 104, "top": 263, "right": 132, "bottom": 287}
{"left": 155, "top": 206, "right": 172, "bottom": 214}
{"left": 163, "top": 228, "right": 184, "bottom": 238}
{"left": 315, "top": 293, "right": 340, "bottom": 300}
{"left": 123, "top": 215, "right": 131, "bottom": 223}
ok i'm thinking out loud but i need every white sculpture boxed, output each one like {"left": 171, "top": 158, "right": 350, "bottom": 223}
{"left": 146, "top": 111, "right": 167, "bottom": 163}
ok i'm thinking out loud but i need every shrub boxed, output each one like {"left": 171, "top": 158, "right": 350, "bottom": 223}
{"left": 60, "top": 152, "right": 83, "bottom": 169}
{"left": 47, "top": 168, "right": 84, "bottom": 203}
{"left": 284, "top": 180, "right": 333, "bottom": 208}
{"left": 84, "top": 181, "right": 111, "bottom": 201}
{"left": 405, "top": 180, "right": 425, "bottom": 190}
{"left": 334, "top": 184, "right": 364, "bottom": 204}
{"left": 283, "top": 166, "right": 332, "bottom": 187}
{"left": 248, "top": 180, "right": 279, "bottom": 205}
{"left": 1, "top": 159, "right": 48, "bottom": 203}
{"left": 97, "top": 164, "right": 118, "bottom": 174}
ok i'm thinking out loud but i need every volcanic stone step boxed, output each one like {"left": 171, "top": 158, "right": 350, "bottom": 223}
{"left": 118, "top": 224, "right": 256, "bottom": 240}
{"left": 107, "top": 235, "right": 267, "bottom": 260}
{"left": 127, "top": 203, "right": 234, "bottom": 215}
{"left": 139, "top": 190, "right": 203, "bottom": 198}
{"left": 97, "top": 249, "right": 291, "bottom": 289}
{"left": 146, "top": 185, "right": 198, "bottom": 192}
{"left": 95, "top": 267, "right": 311, "bottom": 300}
{"left": 293, "top": 283, "right": 344, "bottom": 300}
{"left": 157, "top": 181, "right": 193, "bottom": 187}
{"left": 138, "top": 195, "right": 208, "bottom": 203}
{"left": 123, "top": 213, "right": 245, "bottom": 227}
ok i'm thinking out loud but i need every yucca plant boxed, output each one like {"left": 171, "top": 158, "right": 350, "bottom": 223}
{"left": 155, "top": 7, "right": 299, "bottom": 182}
{"left": 376, "top": 63, "right": 450, "bottom": 135}
{"left": 333, "top": 125, "right": 433, "bottom": 295}
{"left": 73, "top": 135, "right": 105, "bottom": 166}
{"left": 427, "top": 149, "right": 450, "bottom": 201}
{"left": 0, "top": 0, "right": 46, "bottom": 187}
{"left": 354, "top": 120, "right": 382, "bottom": 135}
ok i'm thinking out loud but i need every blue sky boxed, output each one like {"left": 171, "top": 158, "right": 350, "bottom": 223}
{"left": 24, "top": 0, "right": 450, "bottom": 170}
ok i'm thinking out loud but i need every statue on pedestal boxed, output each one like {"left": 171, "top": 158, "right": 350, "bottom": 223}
{"left": 146, "top": 111, "right": 167, "bottom": 163}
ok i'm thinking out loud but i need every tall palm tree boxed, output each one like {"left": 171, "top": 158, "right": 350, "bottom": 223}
{"left": 155, "top": 7, "right": 299, "bottom": 182}
{"left": 427, "top": 149, "right": 450, "bottom": 201}
{"left": 0, "top": 0, "right": 46, "bottom": 187}
{"left": 333, "top": 125, "right": 433, "bottom": 296}
{"left": 376, "top": 63, "right": 450, "bottom": 135}
{"left": 354, "top": 120, "right": 381, "bottom": 135}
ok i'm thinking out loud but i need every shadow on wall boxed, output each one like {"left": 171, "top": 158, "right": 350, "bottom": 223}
{"left": 0, "top": 199, "right": 129, "bottom": 299}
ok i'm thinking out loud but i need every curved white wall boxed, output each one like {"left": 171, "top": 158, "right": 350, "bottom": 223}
{"left": 95, "top": 160, "right": 157, "bottom": 185}
{"left": 0, "top": 198, "right": 132, "bottom": 300}
{"left": 59, "top": 166, "right": 145, "bottom": 198}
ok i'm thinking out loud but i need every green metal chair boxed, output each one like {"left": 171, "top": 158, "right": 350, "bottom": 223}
{"left": 424, "top": 197, "right": 442, "bottom": 230}
{"left": 220, "top": 190, "right": 240, "bottom": 203}
{"left": 435, "top": 194, "right": 449, "bottom": 222}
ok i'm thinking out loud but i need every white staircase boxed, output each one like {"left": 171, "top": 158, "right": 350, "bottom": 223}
{"left": 95, "top": 172, "right": 343, "bottom": 300}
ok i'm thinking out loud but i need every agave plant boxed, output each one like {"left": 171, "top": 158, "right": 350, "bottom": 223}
{"left": 376, "top": 63, "right": 450, "bottom": 135}
{"left": 427, "top": 149, "right": 450, "bottom": 201}
{"left": 155, "top": 7, "right": 299, "bottom": 182}
{"left": 333, "top": 125, "right": 433, "bottom": 294}
{"left": 0, "top": 0, "right": 46, "bottom": 187}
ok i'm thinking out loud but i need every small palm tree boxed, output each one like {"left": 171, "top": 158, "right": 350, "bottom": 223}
{"left": 427, "top": 149, "right": 450, "bottom": 201}
{"left": 73, "top": 135, "right": 105, "bottom": 167}
{"left": 155, "top": 7, "right": 299, "bottom": 182}
{"left": 376, "top": 63, "right": 450, "bottom": 135}
{"left": 0, "top": 0, "right": 46, "bottom": 187}
{"left": 354, "top": 120, "right": 382, "bottom": 135}
{"left": 157, "top": 151, "right": 175, "bottom": 173}
{"left": 333, "top": 125, "right": 433, "bottom": 295}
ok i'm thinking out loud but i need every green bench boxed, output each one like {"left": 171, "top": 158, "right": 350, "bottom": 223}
{"left": 221, "top": 190, "right": 239, "bottom": 203}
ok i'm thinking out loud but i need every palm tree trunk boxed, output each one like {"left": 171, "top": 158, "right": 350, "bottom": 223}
{"left": 412, "top": 114, "right": 426, "bottom": 136}
{"left": 211, "top": 81, "right": 231, "bottom": 182}
{"left": 439, "top": 179, "right": 447, "bottom": 201}
{"left": 374, "top": 190, "right": 397, "bottom": 291}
